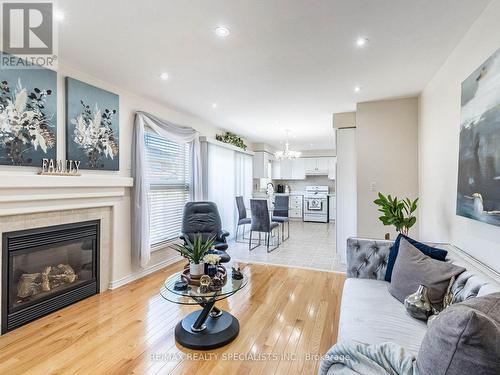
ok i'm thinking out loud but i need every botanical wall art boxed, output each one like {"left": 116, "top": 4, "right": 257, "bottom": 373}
{"left": 0, "top": 56, "right": 57, "bottom": 166}
{"left": 457, "top": 48, "right": 500, "bottom": 227}
{"left": 66, "top": 77, "right": 119, "bottom": 170}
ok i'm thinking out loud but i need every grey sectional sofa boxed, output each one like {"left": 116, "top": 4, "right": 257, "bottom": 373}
{"left": 337, "top": 237, "right": 500, "bottom": 354}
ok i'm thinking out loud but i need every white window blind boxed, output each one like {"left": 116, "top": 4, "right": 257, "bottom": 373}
{"left": 144, "top": 131, "right": 190, "bottom": 247}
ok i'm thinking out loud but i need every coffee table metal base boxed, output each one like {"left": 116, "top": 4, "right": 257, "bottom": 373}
{"left": 175, "top": 310, "right": 239, "bottom": 350}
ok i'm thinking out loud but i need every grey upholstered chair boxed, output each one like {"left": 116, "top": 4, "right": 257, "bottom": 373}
{"left": 235, "top": 196, "right": 251, "bottom": 243}
{"left": 249, "top": 199, "right": 280, "bottom": 252}
{"left": 272, "top": 195, "right": 290, "bottom": 241}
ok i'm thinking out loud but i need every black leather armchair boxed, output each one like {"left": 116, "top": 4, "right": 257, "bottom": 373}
{"left": 179, "top": 201, "right": 230, "bottom": 262}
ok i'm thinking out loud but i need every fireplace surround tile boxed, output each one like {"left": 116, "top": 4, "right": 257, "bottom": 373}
{"left": 0, "top": 207, "right": 112, "bottom": 333}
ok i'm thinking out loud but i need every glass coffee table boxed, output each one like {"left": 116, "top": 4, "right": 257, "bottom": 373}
{"left": 160, "top": 270, "right": 247, "bottom": 350}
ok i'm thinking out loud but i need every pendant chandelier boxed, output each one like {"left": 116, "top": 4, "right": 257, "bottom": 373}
{"left": 274, "top": 130, "right": 301, "bottom": 160}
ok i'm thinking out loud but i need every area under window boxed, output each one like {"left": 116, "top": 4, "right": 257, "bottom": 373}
{"left": 144, "top": 131, "right": 190, "bottom": 247}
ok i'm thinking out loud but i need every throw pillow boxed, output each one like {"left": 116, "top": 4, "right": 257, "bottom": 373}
{"left": 385, "top": 234, "right": 448, "bottom": 282}
{"left": 416, "top": 292, "right": 500, "bottom": 375}
{"left": 388, "top": 239, "right": 465, "bottom": 306}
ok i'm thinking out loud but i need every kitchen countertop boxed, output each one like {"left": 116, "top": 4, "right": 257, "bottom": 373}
{"left": 253, "top": 191, "right": 304, "bottom": 196}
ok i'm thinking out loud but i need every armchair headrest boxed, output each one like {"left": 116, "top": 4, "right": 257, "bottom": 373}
{"left": 182, "top": 201, "right": 222, "bottom": 235}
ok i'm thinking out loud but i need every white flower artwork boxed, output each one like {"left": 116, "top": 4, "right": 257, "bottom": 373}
{"left": 66, "top": 77, "right": 119, "bottom": 170}
{"left": 0, "top": 69, "right": 57, "bottom": 166}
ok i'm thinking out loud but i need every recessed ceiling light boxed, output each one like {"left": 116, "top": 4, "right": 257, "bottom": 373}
{"left": 212, "top": 102, "right": 218, "bottom": 109}
{"left": 159, "top": 72, "right": 169, "bottom": 80}
{"left": 54, "top": 9, "right": 65, "bottom": 21}
{"left": 214, "top": 26, "right": 230, "bottom": 38}
{"left": 354, "top": 86, "right": 361, "bottom": 93}
{"left": 355, "top": 37, "right": 368, "bottom": 47}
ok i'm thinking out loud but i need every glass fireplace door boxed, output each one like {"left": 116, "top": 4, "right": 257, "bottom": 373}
{"left": 9, "top": 237, "right": 96, "bottom": 312}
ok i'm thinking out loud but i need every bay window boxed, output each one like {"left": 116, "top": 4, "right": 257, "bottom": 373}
{"left": 144, "top": 131, "right": 190, "bottom": 247}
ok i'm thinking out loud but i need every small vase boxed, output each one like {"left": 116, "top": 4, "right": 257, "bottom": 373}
{"left": 206, "top": 264, "right": 218, "bottom": 277}
{"left": 189, "top": 262, "right": 205, "bottom": 278}
{"left": 404, "top": 284, "right": 432, "bottom": 321}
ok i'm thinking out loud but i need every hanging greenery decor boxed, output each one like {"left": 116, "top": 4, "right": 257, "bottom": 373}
{"left": 216, "top": 131, "right": 247, "bottom": 150}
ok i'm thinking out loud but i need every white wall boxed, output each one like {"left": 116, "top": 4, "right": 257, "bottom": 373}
{"left": 356, "top": 98, "right": 419, "bottom": 239}
{"left": 0, "top": 61, "right": 221, "bottom": 283}
{"left": 419, "top": 0, "right": 500, "bottom": 273}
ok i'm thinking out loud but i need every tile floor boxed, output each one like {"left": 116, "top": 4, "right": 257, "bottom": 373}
{"left": 228, "top": 220, "right": 345, "bottom": 272}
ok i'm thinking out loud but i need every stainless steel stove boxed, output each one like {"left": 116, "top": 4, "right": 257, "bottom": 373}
{"left": 304, "top": 185, "right": 329, "bottom": 222}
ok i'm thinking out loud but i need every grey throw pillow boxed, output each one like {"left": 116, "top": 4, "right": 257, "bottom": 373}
{"left": 388, "top": 238, "right": 465, "bottom": 306}
{"left": 416, "top": 292, "right": 500, "bottom": 375}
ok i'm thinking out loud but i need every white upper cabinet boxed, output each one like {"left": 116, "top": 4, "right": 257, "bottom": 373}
{"left": 270, "top": 156, "right": 335, "bottom": 180}
{"left": 317, "top": 158, "right": 330, "bottom": 171}
{"left": 304, "top": 157, "right": 330, "bottom": 175}
{"left": 253, "top": 151, "right": 272, "bottom": 178}
{"left": 279, "top": 159, "right": 293, "bottom": 179}
{"left": 304, "top": 158, "right": 317, "bottom": 173}
{"left": 292, "top": 158, "right": 305, "bottom": 179}
{"left": 271, "top": 160, "right": 281, "bottom": 179}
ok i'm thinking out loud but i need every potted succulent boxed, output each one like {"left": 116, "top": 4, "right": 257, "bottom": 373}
{"left": 172, "top": 234, "right": 215, "bottom": 277}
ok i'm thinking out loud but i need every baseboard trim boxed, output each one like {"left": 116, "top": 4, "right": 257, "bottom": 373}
{"left": 108, "top": 257, "right": 180, "bottom": 290}
{"left": 230, "top": 257, "right": 346, "bottom": 275}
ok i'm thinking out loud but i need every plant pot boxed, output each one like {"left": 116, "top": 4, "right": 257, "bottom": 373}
{"left": 189, "top": 262, "right": 205, "bottom": 277}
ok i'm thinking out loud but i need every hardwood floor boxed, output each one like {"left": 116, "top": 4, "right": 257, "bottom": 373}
{"left": 0, "top": 262, "right": 345, "bottom": 375}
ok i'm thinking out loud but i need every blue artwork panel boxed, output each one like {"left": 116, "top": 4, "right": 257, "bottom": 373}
{"left": 66, "top": 77, "right": 119, "bottom": 170}
{"left": 0, "top": 57, "right": 57, "bottom": 166}
{"left": 457, "top": 48, "right": 500, "bottom": 227}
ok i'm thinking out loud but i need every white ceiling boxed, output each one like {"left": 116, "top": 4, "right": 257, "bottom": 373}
{"left": 58, "top": 0, "right": 490, "bottom": 150}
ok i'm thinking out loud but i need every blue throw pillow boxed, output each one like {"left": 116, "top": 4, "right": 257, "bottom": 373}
{"left": 385, "top": 234, "right": 448, "bottom": 282}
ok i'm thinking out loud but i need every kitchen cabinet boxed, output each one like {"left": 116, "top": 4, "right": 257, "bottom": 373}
{"left": 289, "top": 195, "right": 303, "bottom": 218}
{"left": 304, "top": 157, "right": 331, "bottom": 175}
{"left": 271, "top": 160, "right": 281, "bottom": 179}
{"left": 272, "top": 157, "right": 333, "bottom": 180}
{"left": 292, "top": 158, "right": 305, "bottom": 179}
{"left": 304, "top": 158, "right": 317, "bottom": 173}
{"left": 253, "top": 151, "right": 273, "bottom": 178}
{"left": 279, "top": 159, "right": 293, "bottom": 179}
{"left": 278, "top": 159, "right": 305, "bottom": 180}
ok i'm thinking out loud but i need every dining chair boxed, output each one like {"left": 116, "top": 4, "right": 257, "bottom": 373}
{"left": 235, "top": 196, "right": 251, "bottom": 243}
{"left": 249, "top": 199, "right": 280, "bottom": 252}
{"left": 272, "top": 195, "right": 290, "bottom": 241}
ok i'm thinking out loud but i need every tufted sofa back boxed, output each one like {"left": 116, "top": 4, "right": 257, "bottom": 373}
{"left": 346, "top": 237, "right": 392, "bottom": 280}
{"left": 345, "top": 237, "right": 500, "bottom": 304}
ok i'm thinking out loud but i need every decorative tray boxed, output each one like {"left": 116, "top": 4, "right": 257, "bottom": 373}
{"left": 181, "top": 265, "right": 227, "bottom": 286}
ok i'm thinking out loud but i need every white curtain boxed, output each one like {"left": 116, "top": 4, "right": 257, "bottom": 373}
{"left": 235, "top": 153, "right": 253, "bottom": 208}
{"left": 132, "top": 111, "right": 202, "bottom": 268}
{"left": 207, "top": 143, "right": 236, "bottom": 237}
{"left": 205, "top": 143, "right": 253, "bottom": 238}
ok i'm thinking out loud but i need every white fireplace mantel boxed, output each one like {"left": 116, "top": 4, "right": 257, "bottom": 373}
{"left": 0, "top": 174, "right": 133, "bottom": 189}
{"left": 0, "top": 174, "right": 134, "bottom": 217}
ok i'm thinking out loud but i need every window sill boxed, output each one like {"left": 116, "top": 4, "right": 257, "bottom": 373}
{"left": 150, "top": 239, "right": 182, "bottom": 253}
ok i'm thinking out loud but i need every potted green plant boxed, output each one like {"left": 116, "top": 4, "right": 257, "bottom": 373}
{"left": 172, "top": 234, "right": 215, "bottom": 277}
{"left": 373, "top": 193, "right": 418, "bottom": 236}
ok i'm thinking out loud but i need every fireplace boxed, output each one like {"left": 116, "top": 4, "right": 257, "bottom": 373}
{"left": 2, "top": 220, "right": 100, "bottom": 333}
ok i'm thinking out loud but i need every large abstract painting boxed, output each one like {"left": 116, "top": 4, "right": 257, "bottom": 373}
{"left": 66, "top": 77, "right": 119, "bottom": 170}
{"left": 457, "top": 48, "right": 500, "bottom": 227}
{"left": 0, "top": 57, "right": 57, "bottom": 166}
